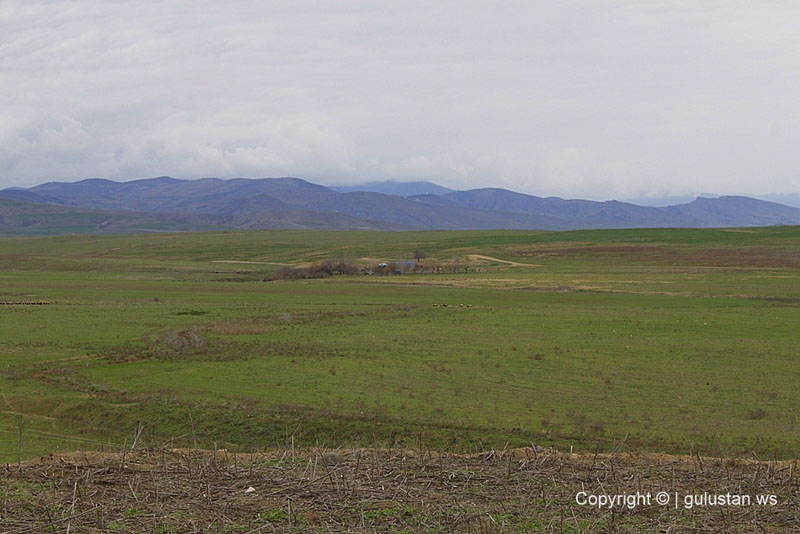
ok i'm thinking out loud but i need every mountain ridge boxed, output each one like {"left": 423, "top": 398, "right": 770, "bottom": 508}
{"left": 2, "top": 176, "right": 799, "bottom": 235}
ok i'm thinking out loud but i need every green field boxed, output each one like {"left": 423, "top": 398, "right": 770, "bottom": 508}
{"left": 1, "top": 227, "right": 799, "bottom": 462}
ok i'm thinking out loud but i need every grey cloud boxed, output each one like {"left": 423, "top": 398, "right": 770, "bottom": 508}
{"left": 1, "top": 1, "right": 799, "bottom": 199}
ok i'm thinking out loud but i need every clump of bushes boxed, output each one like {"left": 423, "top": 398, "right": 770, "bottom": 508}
{"left": 266, "top": 259, "right": 359, "bottom": 281}
{"left": 158, "top": 328, "right": 206, "bottom": 351}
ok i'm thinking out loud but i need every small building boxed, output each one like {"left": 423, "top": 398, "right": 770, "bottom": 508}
{"left": 375, "top": 260, "right": 416, "bottom": 275}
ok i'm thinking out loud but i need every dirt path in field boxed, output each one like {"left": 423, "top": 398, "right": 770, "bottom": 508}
{"left": 467, "top": 254, "right": 540, "bottom": 267}
{"left": 0, "top": 393, "right": 52, "bottom": 421}
{"left": 1, "top": 393, "right": 14, "bottom": 411}
{"left": 81, "top": 247, "right": 121, "bottom": 258}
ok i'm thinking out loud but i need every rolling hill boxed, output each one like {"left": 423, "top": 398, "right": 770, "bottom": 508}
{"left": 0, "top": 196, "right": 399, "bottom": 235}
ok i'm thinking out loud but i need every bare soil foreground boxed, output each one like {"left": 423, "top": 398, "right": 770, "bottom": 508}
{"left": 2, "top": 448, "right": 798, "bottom": 533}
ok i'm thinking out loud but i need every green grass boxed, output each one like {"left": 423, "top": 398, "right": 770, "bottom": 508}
{"left": 1, "top": 226, "right": 799, "bottom": 461}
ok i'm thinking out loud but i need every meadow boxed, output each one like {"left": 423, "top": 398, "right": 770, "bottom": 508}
{"left": 1, "top": 226, "right": 799, "bottom": 462}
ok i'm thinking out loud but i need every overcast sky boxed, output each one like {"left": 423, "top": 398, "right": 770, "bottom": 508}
{"left": 2, "top": 1, "right": 799, "bottom": 199}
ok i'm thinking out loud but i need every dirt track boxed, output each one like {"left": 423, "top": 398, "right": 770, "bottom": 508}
{"left": 2, "top": 447, "right": 797, "bottom": 533}
{"left": 467, "top": 254, "right": 540, "bottom": 267}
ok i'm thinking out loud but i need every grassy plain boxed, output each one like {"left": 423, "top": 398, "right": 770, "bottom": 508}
{"left": 1, "top": 227, "right": 799, "bottom": 462}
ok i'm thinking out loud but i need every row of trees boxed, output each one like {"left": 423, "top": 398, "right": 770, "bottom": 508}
{"left": 265, "top": 260, "right": 359, "bottom": 280}
{"left": 265, "top": 253, "right": 483, "bottom": 281}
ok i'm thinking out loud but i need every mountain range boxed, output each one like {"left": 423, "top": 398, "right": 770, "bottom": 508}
{"left": 1, "top": 176, "right": 799, "bottom": 235}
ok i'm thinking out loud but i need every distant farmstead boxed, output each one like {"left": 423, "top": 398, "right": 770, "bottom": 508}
{"left": 369, "top": 260, "right": 417, "bottom": 275}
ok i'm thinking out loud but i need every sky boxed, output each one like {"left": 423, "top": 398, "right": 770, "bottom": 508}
{"left": 2, "top": 1, "right": 800, "bottom": 200}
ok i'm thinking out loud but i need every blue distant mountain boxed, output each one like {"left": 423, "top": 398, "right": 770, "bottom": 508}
{"left": 1, "top": 176, "right": 799, "bottom": 234}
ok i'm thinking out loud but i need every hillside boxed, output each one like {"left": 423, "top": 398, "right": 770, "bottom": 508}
{"left": 2, "top": 176, "right": 800, "bottom": 234}
{"left": 442, "top": 188, "right": 800, "bottom": 228}
{"left": 0, "top": 196, "right": 398, "bottom": 235}
{"left": 663, "top": 195, "right": 800, "bottom": 226}
{"left": 0, "top": 196, "right": 229, "bottom": 235}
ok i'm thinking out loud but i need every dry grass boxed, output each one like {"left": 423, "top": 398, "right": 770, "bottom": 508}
{"left": 2, "top": 447, "right": 798, "bottom": 533}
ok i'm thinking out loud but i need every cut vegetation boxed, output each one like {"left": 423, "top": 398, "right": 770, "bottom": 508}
{"left": 3, "top": 447, "right": 798, "bottom": 533}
